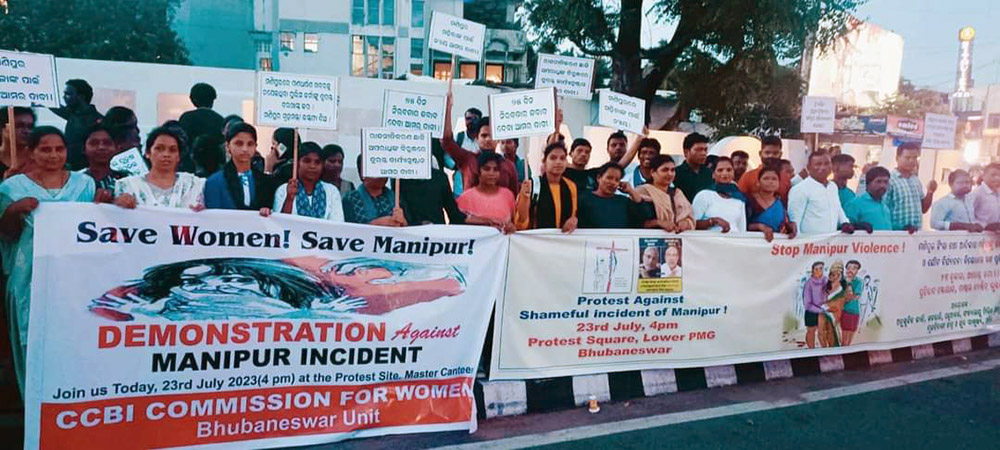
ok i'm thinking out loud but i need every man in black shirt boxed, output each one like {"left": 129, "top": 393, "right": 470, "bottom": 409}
{"left": 52, "top": 79, "right": 103, "bottom": 170}
{"left": 178, "top": 83, "right": 225, "bottom": 148}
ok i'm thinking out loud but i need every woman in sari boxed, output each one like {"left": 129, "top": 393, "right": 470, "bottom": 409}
{"left": 114, "top": 126, "right": 205, "bottom": 210}
{"left": 635, "top": 154, "right": 695, "bottom": 233}
{"left": 692, "top": 157, "right": 748, "bottom": 233}
{"left": 819, "top": 260, "right": 848, "bottom": 347}
{"left": 748, "top": 166, "right": 797, "bottom": 242}
{"left": 261, "top": 142, "right": 344, "bottom": 221}
{"left": 514, "top": 142, "right": 578, "bottom": 233}
{"left": 0, "top": 126, "right": 96, "bottom": 392}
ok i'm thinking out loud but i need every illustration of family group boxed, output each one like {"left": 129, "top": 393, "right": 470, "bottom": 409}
{"left": 802, "top": 259, "right": 868, "bottom": 348}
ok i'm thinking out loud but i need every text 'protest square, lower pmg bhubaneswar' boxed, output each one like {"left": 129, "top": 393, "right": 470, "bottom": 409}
{"left": 361, "top": 128, "right": 432, "bottom": 180}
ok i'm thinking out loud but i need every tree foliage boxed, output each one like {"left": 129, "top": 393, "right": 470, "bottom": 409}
{"left": 0, "top": 0, "right": 190, "bottom": 65}
{"left": 867, "top": 79, "right": 950, "bottom": 118}
{"left": 523, "top": 0, "right": 863, "bottom": 134}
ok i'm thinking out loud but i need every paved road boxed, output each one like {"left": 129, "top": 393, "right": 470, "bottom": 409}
{"left": 316, "top": 348, "right": 1000, "bottom": 450}
{"left": 534, "top": 367, "right": 1000, "bottom": 450}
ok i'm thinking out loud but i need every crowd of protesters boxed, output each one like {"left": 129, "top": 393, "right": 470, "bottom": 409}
{"left": 1, "top": 79, "right": 1000, "bottom": 393}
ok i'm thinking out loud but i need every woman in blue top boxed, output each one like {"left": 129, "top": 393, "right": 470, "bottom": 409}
{"left": 748, "top": 166, "right": 797, "bottom": 241}
{"left": 0, "top": 126, "right": 97, "bottom": 392}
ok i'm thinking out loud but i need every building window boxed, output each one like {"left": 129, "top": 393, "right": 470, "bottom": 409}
{"left": 381, "top": 37, "right": 395, "bottom": 78}
{"left": 412, "top": 0, "right": 424, "bottom": 28}
{"left": 485, "top": 64, "right": 504, "bottom": 83}
{"left": 304, "top": 33, "right": 319, "bottom": 53}
{"left": 259, "top": 57, "right": 273, "bottom": 71}
{"left": 411, "top": 64, "right": 423, "bottom": 76}
{"left": 410, "top": 38, "right": 424, "bottom": 61}
{"left": 383, "top": 0, "right": 394, "bottom": 26}
{"left": 256, "top": 40, "right": 272, "bottom": 53}
{"left": 989, "top": 114, "right": 1000, "bottom": 129}
{"left": 280, "top": 32, "right": 295, "bottom": 51}
{"left": 433, "top": 61, "right": 453, "bottom": 80}
{"left": 460, "top": 62, "right": 477, "bottom": 80}
{"left": 366, "top": 0, "right": 378, "bottom": 25}
{"left": 352, "top": 0, "right": 364, "bottom": 25}
{"left": 352, "top": 35, "right": 395, "bottom": 79}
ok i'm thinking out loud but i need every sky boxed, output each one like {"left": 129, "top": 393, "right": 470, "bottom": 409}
{"left": 639, "top": 0, "right": 1000, "bottom": 92}
{"left": 856, "top": 0, "right": 1000, "bottom": 90}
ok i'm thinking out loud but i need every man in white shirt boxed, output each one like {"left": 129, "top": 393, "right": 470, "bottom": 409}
{"left": 788, "top": 151, "right": 855, "bottom": 234}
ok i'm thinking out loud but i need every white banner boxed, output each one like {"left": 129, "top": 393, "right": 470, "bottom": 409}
{"left": 109, "top": 148, "right": 149, "bottom": 176}
{"left": 428, "top": 12, "right": 486, "bottom": 62}
{"left": 922, "top": 113, "right": 958, "bottom": 149}
{"left": 800, "top": 96, "right": 836, "bottom": 134}
{"left": 255, "top": 72, "right": 338, "bottom": 130}
{"left": 361, "top": 128, "right": 432, "bottom": 180}
{"left": 534, "top": 54, "right": 595, "bottom": 100}
{"left": 25, "top": 204, "right": 505, "bottom": 449}
{"left": 0, "top": 50, "right": 60, "bottom": 107}
{"left": 381, "top": 90, "right": 446, "bottom": 139}
{"left": 491, "top": 230, "right": 1000, "bottom": 379}
{"left": 597, "top": 90, "right": 645, "bottom": 135}
{"left": 488, "top": 88, "right": 556, "bottom": 140}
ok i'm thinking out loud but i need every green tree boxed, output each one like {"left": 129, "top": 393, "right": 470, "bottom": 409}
{"left": 867, "top": 79, "right": 950, "bottom": 118}
{"left": 0, "top": 0, "right": 190, "bottom": 64}
{"left": 524, "top": 0, "right": 862, "bottom": 130}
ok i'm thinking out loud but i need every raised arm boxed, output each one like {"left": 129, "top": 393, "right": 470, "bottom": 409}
{"left": 616, "top": 126, "right": 648, "bottom": 168}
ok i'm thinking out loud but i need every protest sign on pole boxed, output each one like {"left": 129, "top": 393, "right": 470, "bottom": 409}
{"left": 922, "top": 113, "right": 958, "bottom": 149}
{"left": 488, "top": 88, "right": 557, "bottom": 140}
{"left": 800, "top": 96, "right": 836, "bottom": 134}
{"left": 428, "top": 11, "right": 486, "bottom": 62}
{"left": 25, "top": 203, "right": 506, "bottom": 449}
{"left": 597, "top": 89, "right": 646, "bottom": 135}
{"left": 2, "top": 49, "right": 60, "bottom": 167}
{"left": 490, "top": 230, "right": 1000, "bottom": 380}
{"left": 361, "top": 128, "right": 432, "bottom": 180}
{"left": 0, "top": 50, "right": 60, "bottom": 107}
{"left": 254, "top": 71, "right": 338, "bottom": 130}
{"left": 381, "top": 90, "right": 446, "bottom": 139}
{"left": 534, "top": 54, "right": 596, "bottom": 100}
{"left": 109, "top": 148, "right": 149, "bottom": 176}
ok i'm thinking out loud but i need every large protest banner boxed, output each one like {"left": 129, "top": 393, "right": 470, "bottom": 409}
{"left": 255, "top": 71, "right": 339, "bottom": 130}
{"left": 25, "top": 204, "right": 505, "bottom": 449}
{"left": 491, "top": 230, "right": 1000, "bottom": 379}
{"left": 0, "top": 50, "right": 60, "bottom": 107}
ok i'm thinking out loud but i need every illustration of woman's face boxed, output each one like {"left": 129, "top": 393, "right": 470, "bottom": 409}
{"left": 178, "top": 267, "right": 265, "bottom": 297}
{"left": 829, "top": 269, "right": 842, "bottom": 283}
{"left": 812, "top": 265, "right": 824, "bottom": 278}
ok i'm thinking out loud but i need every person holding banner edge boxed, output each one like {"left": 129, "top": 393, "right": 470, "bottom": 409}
{"left": 515, "top": 142, "right": 578, "bottom": 233}
{"left": 203, "top": 122, "right": 274, "bottom": 211}
{"left": 0, "top": 126, "right": 96, "bottom": 393}
{"left": 635, "top": 154, "right": 696, "bottom": 233}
